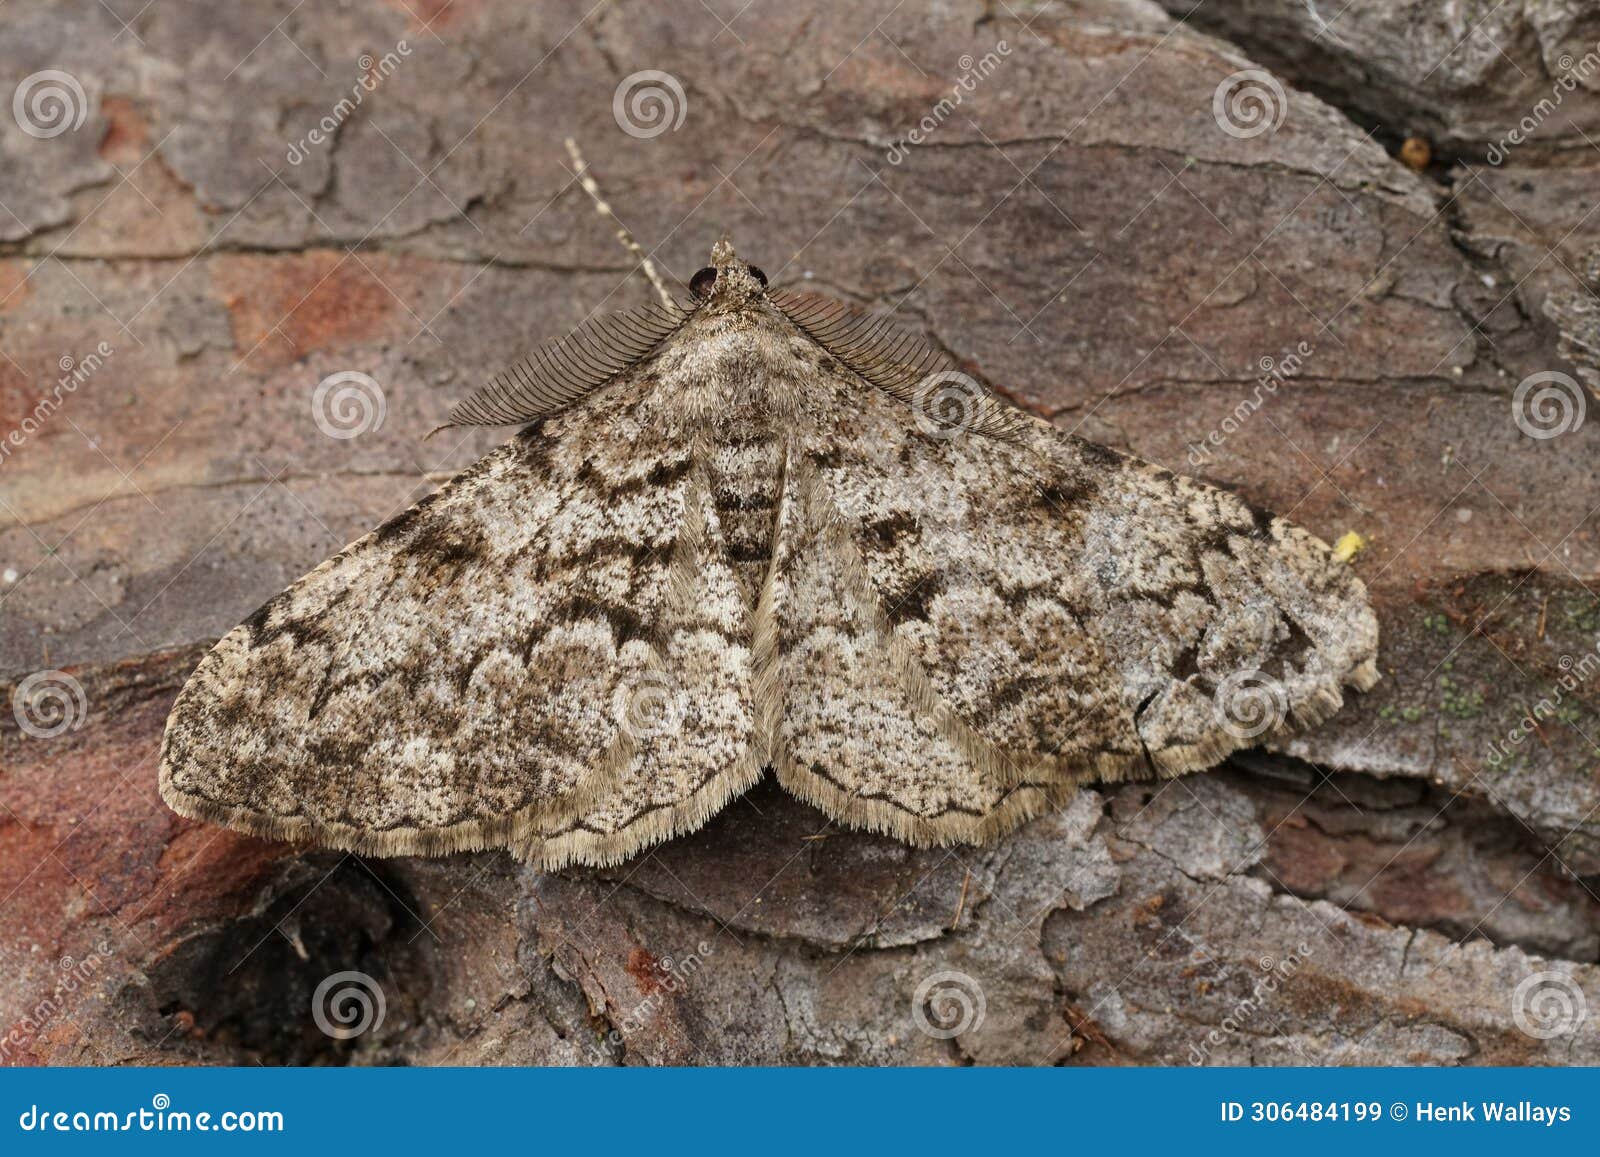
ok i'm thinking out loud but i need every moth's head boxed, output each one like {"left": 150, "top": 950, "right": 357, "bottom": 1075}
{"left": 688, "top": 239, "right": 767, "bottom": 309}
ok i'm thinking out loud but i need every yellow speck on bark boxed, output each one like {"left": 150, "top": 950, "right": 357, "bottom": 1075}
{"left": 1333, "top": 531, "right": 1367, "bottom": 562}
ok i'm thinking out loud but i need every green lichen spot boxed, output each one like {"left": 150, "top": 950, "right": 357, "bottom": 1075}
{"left": 1421, "top": 612, "right": 1453, "bottom": 636}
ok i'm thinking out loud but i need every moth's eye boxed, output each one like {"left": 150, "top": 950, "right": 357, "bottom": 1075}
{"left": 747, "top": 265, "right": 768, "bottom": 288}
{"left": 690, "top": 267, "right": 718, "bottom": 298}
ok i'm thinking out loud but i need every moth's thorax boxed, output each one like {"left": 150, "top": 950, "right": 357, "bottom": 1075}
{"left": 651, "top": 300, "right": 818, "bottom": 430}
{"left": 649, "top": 286, "right": 815, "bottom": 606}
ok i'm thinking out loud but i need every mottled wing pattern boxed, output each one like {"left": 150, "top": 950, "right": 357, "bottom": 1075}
{"left": 773, "top": 378, "right": 1377, "bottom": 844}
{"left": 159, "top": 379, "right": 758, "bottom": 869}
{"left": 767, "top": 448, "right": 1080, "bottom": 844}
{"left": 521, "top": 444, "right": 762, "bottom": 869}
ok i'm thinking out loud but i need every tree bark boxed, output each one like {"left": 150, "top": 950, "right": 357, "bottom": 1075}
{"left": 2, "top": 0, "right": 1597, "bottom": 1065}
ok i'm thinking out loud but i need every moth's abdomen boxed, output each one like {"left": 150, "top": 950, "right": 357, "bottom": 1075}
{"left": 707, "top": 422, "right": 785, "bottom": 606}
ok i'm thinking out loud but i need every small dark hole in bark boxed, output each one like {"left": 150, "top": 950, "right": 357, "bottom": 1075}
{"left": 144, "top": 857, "right": 430, "bottom": 1065}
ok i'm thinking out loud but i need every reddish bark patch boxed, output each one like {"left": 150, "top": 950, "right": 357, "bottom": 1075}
{"left": 1263, "top": 820, "right": 1348, "bottom": 893}
{"left": 0, "top": 261, "right": 31, "bottom": 312}
{"left": 148, "top": 824, "right": 290, "bottom": 938}
{"left": 625, "top": 947, "right": 665, "bottom": 995}
{"left": 216, "top": 252, "right": 402, "bottom": 367}
{"left": 0, "top": 354, "right": 34, "bottom": 435}
{"left": 385, "top": 0, "right": 480, "bottom": 29}
{"left": 98, "top": 96, "right": 149, "bottom": 162}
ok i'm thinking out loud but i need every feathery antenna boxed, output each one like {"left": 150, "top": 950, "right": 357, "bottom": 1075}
{"left": 771, "top": 291, "right": 1025, "bottom": 440}
{"left": 442, "top": 302, "right": 691, "bottom": 428}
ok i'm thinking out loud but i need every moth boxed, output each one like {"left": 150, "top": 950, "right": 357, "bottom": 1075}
{"left": 159, "top": 241, "right": 1378, "bottom": 869}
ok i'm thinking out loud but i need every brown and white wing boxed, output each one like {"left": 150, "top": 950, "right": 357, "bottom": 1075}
{"left": 769, "top": 377, "right": 1377, "bottom": 846}
{"left": 159, "top": 378, "right": 759, "bottom": 869}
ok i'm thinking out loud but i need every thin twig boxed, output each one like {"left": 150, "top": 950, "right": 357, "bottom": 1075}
{"left": 950, "top": 867, "right": 971, "bottom": 931}
{"left": 564, "top": 137, "right": 674, "bottom": 309}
